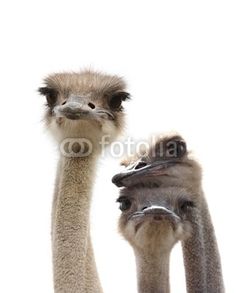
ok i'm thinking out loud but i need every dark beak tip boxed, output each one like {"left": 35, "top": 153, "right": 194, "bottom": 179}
{"left": 111, "top": 174, "right": 123, "bottom": 187}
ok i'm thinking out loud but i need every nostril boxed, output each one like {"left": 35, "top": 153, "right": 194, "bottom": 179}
{"left": 142, "top": 206, "right": 148, "bottom": 211}
{"left": 88, "top": 102, "right": 95, "bottom": 109}
{"left": 135, "top": 162, "right": 147, "bottom": 170}
{"left": 61, "top": 100, "right": 67, "bottom": 105}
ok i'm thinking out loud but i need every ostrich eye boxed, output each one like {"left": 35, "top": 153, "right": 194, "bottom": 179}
{"left": 176, "top": 140, "right": 187, "bottom": 158}
{"left": 108, "top": 92, "right": 130, "bottom": 110}
{"left": 117, "top": 197, "right": 132, "bottom": 212}
{"left": 119, "top": 200, "right": 132, "bottom": 211}
{"left": 180, "top": 200, "right": 195, "bottom": 212}
{"left": 38, "top": 86, "right": 58, "bottom": 108}
{"left": 165, "top": 139, "right": 187, "bottom": 159}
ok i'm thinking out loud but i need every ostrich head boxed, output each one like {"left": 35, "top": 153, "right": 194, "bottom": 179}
{"left": 38, "top": 70, "right": 130, "bottom": 148}
{"left": 117, "top": 186, "right": 193, "bottom": 252}
{"left": 112, "top": 134, "right": 202, "bottom": 193}
{"left": 112, "top": 134, "right": 202, "bottom": 252}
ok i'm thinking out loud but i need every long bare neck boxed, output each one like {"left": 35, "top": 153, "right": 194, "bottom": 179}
{"left": 182, "top": 207, "right": 207, "bottom": 292}
{"left": 182, "top": 195, "right": 224, "bottom": 293}
{"left": 134, "top": 248, "right": 171, "bottom": 293}
{"left": 200, "top": 197, "right": 224, "bottom": 292}
{"left": 52, "top": 154, "right": 103, "bottom": 293}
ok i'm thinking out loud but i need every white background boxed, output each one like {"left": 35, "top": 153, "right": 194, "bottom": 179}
{"left": 0, "top": 1, "right": 235, "bottom": 292}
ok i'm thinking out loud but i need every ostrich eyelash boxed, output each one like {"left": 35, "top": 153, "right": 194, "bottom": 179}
{"left": 116, "top": 196, "right": 131, "bottom": 203}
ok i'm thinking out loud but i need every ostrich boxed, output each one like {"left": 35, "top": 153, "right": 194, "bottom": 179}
{"left": 112, "top": 134, "right": 224, "bottom": 293}
{"left": 39, "top": 70, "right": 130, "bottom": 293}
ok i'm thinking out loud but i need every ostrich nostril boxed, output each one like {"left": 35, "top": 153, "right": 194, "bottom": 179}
{"left": 135, "top": 162, "right": 147, "bottom": 170}
{"left": 88, "top": 102, "right": 95, "bottom": 109}
{"left": 61, "top": 100, "right": 67, "bottom": 105}
{"left": 142, "top": 206, "right": 148, "bottom": 211}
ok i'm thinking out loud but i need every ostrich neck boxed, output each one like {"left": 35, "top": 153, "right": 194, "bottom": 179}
{"left": 182, "top": 196, "right": 224, "bottom": 293}
{"left": 182, "top": 207, "right": 207, "bottom": 293}
{"left": 200, "top": 197, "right": 224, "bottom": 292}
{"left": 52, "top": 154, "right": 103, "bottom": 293}
{"left": 134, "top": 249, "right": 171, "bottom": 293}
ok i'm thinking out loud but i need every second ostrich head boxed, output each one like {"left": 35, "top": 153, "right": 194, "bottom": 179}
{"left": 39, "top": 70, "right": 130, "bottom": 149}
{"left": 113, "top": 135, "right": 201, "bottom": 252}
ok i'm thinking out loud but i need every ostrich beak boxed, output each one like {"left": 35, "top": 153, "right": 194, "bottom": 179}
{"left": 130, "top": 206, "right": 180, "bottom": 225}
{"left": 112, "top": 159, "right": 181, "bottom": 188}
{"left": 53, "top": 95, "right": 114, "bottom": 120}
